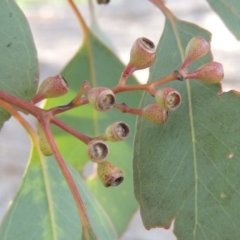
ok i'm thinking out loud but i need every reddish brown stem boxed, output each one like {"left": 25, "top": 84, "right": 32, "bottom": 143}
{"left": 117, "top": 74, "right": 129, "bottom": 87}
{"left": 72, "top": 81, "right": 91, "bottom": 107}
{"left": 150, "top": 71, "right": 178, "bottom": 87}
{"left": 67, "top": 0, "right": 89, "bottom": 36}
{"left": 113, "top": 72, "right": 177, "bottom": 95}
{"left": 180, "top": 60, "right": 190, "bottom": 72}
{"left": 41, "top": 119, "right": 94, "bottom": 238}
{"left": 112, "top": 83, "right": 155, "bottom": 95}
{"left": 31, "top": 92, "right": 43, "bottom": 105}
{"left": 51, "top": 72, "right": 177, "bottom": 115}
{"left": 0, "top": 90, "right": 41, "bottom": 118}
{"left": 51, "top": 116, "right": 93, "bottom": 144}
{"left": 114, "top": 103, "right": 143, "bottom": 116}
{"left": 0, "top": 89, "right": 95, "bottom": 238}
{"left": 185, "top": 71, "right": 199, "bottom": 79}
{"left": 149, "top": 0, "right": 173, "bottom": 18}
{"left": 0, "top": 95, "right": 94, "bottom": 238}
{"left": 118, "top": 64, "right": 135, "bottom": 85}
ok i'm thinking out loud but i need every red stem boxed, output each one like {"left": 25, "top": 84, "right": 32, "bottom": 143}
{"left": 114, "top": 103, "right": 143, "bottom": 116}
{"left": 149, "top": 0, "right": 173, "bottom": 18}
{"left": 31, "top": 92, "right": 44, "bottom": 105}
{"left": 0, "top": 90, "right": 41, "bottom": 118}
{"left": 185, "top": 71, "right": 199, "bottom": 79}
{"left": 41, "top": 119, "right": 94, "bottom": 238}
{"left": 180, "top": 59, "right": 190, "bottom": 72}
{"left": 51, "top": 116, "right": 93, "bottom": 144}
{"left": 150, "top": 71, "right": 177, "bottom": 87}
{"left": 0, "top": 91, "right": 94, "bottom": 238}
{"left": 51, "top": 72, "right": 177, "bottom": 115}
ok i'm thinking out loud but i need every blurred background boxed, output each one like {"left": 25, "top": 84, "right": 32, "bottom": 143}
{"left": 1, "top": 0, "right": 239, "bottom": 239}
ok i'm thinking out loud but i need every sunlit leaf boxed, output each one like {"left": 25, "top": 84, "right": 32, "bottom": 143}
{"left": 133, "top": 7, "right": 240, "bottom": 240}
{"left": 0, "top": 0, "right": 38, "bottom": 128}
{"left": 0, "top": 146, "right": 117, "bottom": 240}
{"left": 206, "top": 0, "right": 240, "bottom": 40}
{"left": 43, "top": 32, "right": 141, "bottom": 235}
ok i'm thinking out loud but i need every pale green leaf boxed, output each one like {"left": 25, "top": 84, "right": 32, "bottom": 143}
{"left": 206, "top": 0, "right": 240, "bottom": 40}
{"left": 134, "top": 11, "right": 240, "bottom": 240}
{"left": 0, "top": 0, "right": 38, "bottom": 127}
{"left": 0, "top": 146, "right": 117, "bottom": 240}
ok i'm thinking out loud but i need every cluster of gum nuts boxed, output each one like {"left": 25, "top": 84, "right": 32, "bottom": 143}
{"left": 33, "top": 36, "right": 224, "bottom": 187}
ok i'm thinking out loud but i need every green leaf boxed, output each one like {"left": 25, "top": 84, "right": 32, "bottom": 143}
{"left": 206, "top": 0, "right": 240, "bottom": 40}
{"left": 43, "top": 33, "right": 140, "bottom": 235}
{"left": 0, "top": 0, "right": 38, "bottom": 127}
{"left": 133, "top": 10, "right": 240, "bottom": 240}
{"left": 0, "top": 146, "right": 117, "bottom": 240}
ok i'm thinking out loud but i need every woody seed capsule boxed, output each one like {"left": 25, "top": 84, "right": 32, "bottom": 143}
{"left": 122, "top": 37, "right": 157, "bottom": 77}
{"left": 155, "top": 88, "right": 181, "bottom": 111}
{"left": 87, "top": 139, "right": 109, "bottom": 163}
{"left": 97, "top": 161, "right": 124, "bottom": 187}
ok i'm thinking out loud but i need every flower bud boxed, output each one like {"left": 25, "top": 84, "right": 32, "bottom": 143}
{"left": 123, "top": 37, "right": 156, "bottom": 77}
{"left": 37, "top": 124, "right": 52, "bottom": 156}
{"left": 97, "top": 161, "right": 124, "bottom": 187}
{"left": 186, "top": 61, "right": 224, "bottom": 84}
{"left": 142, "top": 104, "right": 168, "bottom": 124}
{"left": 32, "top": 75, "right": 68, "bottom": 104}
{"left": 87, "top": 139, "right": 109, "bottom": 163}
{"left": 102, "top": 121, "right": 130, "bottom": 142}
{"left": 155, "top": 88, "right": 181, "bottom": 111}
{"left": 88, "top": 87, "right": 115, "bottom": 112}
{"left": 181, "top": 36, "right": 210, "bottom": 71}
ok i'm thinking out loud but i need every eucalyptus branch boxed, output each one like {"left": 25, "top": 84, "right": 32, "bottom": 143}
{"left": 0, "top": 90, "right": 41, "bottom": 117}
{"left": 0, "top": 0, "right": 229, "bottom": 239}
{"left": 40, "top": 119, "right": 96, "bottom": 239}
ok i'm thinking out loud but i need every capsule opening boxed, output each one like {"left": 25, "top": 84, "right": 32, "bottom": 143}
{"left": 115, "top": 122, "right": 130, "bottom": 139}
{"left": 98, "top": 91, "right": 116, "bottom": 111}
{"left": 142, "top": 37, "right": 155, "bottom": 50}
